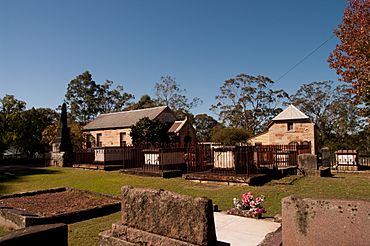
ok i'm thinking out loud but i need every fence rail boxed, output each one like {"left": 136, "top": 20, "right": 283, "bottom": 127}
{"left": 359, "top": 156, "right": 370, "bottom": 167}
{"left": 75, "top": 143, "right": 311, "bottom": 176}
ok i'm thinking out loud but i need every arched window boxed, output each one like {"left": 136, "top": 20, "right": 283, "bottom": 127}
{"left": 288, "top": 141, "right": 298, "bottom": 146}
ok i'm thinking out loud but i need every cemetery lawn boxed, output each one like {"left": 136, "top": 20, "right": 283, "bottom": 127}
{"left": 1, "top": 166, "right": 370, "bottom": 245}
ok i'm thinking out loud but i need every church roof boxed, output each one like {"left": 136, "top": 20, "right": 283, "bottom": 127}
{"left": 168, "top": 118, "right": 187, "bottom": 134}
{"left": 272, "top": 105, "right": 309, "bottom": 121}
{"left": 83, "top": 106, "right": 172, "bottom": 130}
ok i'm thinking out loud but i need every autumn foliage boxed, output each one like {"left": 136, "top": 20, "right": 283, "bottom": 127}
{"left": 328, "top": 0, "right": 369, "bottom": 116}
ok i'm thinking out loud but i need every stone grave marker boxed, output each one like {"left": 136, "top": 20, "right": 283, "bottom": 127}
{"left": 321, "top": 147, "right": 331, "bottom": 167}
{"left": 99, "top": 186, "right": 218, "bottom": 246}
{"left": 282, "top": 195, "right": 370, "bottom": 246}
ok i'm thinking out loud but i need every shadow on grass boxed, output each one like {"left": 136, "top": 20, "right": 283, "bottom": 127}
{"left": 0, "top": 165, "right": 61, "bottom": 194}
{"left": 329, "top": 175, "right": 345, "bottom": 179}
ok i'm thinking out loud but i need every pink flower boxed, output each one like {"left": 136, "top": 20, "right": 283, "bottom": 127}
{"left": 255, "top": 208, "right": 266, "bottom": 214}
{"left": 242, "top": 193, "right": 251, "bottom": 204}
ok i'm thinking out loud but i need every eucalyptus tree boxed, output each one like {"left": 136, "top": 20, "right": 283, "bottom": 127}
{"left": 211, "top": 74, "right": 288, "bottom": 134}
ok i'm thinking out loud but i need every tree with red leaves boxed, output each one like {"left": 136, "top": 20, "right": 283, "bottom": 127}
{"left": 328, "top": 0, "right": 369, "bottom": 117}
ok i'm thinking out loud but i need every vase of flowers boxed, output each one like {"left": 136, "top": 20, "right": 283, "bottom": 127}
{"left": 229, "top": 191, "right": 266, "bottom": 218}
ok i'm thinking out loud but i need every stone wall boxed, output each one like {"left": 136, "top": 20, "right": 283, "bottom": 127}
{"left": 269, "top": 122, "right": 316, "bottom": 154}
{"left": 100, "top": 186, "right": 217, "bottom": 246}
{"left": 282, "top": 196, "right": 370, "bottom": 246}
{"left": 248, "top": 131, "right": 269, "bottom": 145}
{"left": 156, "top": 110, "right": 178, "bottom": 124}
{"left": 176, "top": 120, "right": 197, "bottom": 145}
{"left": 248, "top": 121, "right": 316, "bottom": 154}
{"left": 87, "top": 128, "right": 132, "bottom": 147}
{"left": 84, "top": 109, "right": 177, "bottom": 148}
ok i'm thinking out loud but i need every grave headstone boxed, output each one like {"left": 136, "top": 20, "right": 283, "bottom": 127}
{"left": 297, "top": 154, "right": 317, "bottom": 170}
{"left": 99, "top": 186, "right": 218, "bottom": 246}
{"left": 282, "top": 195, "right": 370, "bottom": 246}
{"left": 321, "top": 147, "right": 331, "bottom": 167}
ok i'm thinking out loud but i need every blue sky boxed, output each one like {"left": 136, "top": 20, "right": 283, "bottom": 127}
{"left": 0, "top": 0, "right": 346, "bottom": 116}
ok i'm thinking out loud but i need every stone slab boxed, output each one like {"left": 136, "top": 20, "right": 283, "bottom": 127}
{"left": 214, "top": 213, "right": 281, "bottom": 246}
{"left": 120, "top": 186, "right": 217, "bottom": 245}
{"left": 282, "top": 195, "right": 370, "bottom": 246}
{"left": 100, "top": 222, "right": 198, "bottom": 246}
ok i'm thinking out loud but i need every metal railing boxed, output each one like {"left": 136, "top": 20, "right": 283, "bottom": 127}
{"left": 74, "top": 143, "right": 311, "bottom": 175}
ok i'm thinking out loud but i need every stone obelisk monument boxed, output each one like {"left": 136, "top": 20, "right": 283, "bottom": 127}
{"left": 48, "top": 103, "right": 73, "bottom": 166}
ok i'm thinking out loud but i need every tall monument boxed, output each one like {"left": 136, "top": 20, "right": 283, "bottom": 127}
{"left": 54, "top": 103, "right": 72, "bottom": 153}
{"left": 48, "top": 103, "right": 73, "bottom": 166}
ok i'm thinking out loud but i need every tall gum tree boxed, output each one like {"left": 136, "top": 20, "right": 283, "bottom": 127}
{"left": 154, "top": 76, "right": 202, "bottom": 119}
{"left": 211, "top": 73, "right": 288, "bottom": 135}
{"left": 65, "top": 71, "right": 133, "bottom": 124}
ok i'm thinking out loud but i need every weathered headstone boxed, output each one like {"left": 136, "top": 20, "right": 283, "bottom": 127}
{"left": 99, "top": 186, "right": 218, "bottom": 246}
{"left": 298, "top": 154, "right": 330, "bottom": 176}
{"left": 321, "top": 147, "right": 331, "bottom": 167}
{"left": 298, "top": 154, "right": 317, "bottom": 170}
{"left": 282, "top": 195, "right": 370, "bottom": 246}
{"left": 47, "top": 103, "right": 73, "bottom": 167}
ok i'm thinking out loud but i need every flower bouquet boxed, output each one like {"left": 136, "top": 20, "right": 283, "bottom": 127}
{"left": 227, "top": 191, "right": 266, "bottom": 218}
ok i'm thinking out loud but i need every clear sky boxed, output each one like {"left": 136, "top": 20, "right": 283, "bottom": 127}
{"left": 0, "top": 0, "right": 346, "bottom": 116}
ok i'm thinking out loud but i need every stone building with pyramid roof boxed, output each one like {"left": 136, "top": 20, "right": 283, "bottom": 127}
{"left": 248, "top": 105, "right": 317, "bottom": 154}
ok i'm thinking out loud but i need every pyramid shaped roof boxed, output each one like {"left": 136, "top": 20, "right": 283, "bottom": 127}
{"left": 272, "top": 105, "right": 309, "bottom": 121}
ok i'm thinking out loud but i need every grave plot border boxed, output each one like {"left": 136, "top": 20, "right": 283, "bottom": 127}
{"left": 0, "top": 187, "right": 121, "bottom": 229}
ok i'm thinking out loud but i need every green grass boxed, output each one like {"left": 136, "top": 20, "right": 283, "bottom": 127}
{"left": 0, "top": 227, "right": 9, "bottom": 237}
{"left": 1, "top": 167, "right": 370, "bottom": 245}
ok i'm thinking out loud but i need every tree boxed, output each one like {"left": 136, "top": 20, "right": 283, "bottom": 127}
{"left": 130, "top": 117, "right": 170, "bottom": 144}
{"left": 15, "top": 108, "right": 57, "bottom": 157}
{"left": 0, "top": 113, "right": 6, "bottom": 156}
{"left": 65, "top": 71, "right": 133, "bottom": 124}
{"left": 353, "top": 125, "right": 370, "bottom": 154}
{"left": 0, "top": 95, "right": 27, "bottom": 155}
{"left": 211, "top": 74, "right": 288, "bottom": 135}
{"left": 210, "top": 126, "right": 250, "bottom": 145}
{"left": 154, "top": 76, "right": 202, "bottom": 119}
{"left": 193, "top": 114, "right": 219, "bottom": 142}
{"left": 42, "top": 120, "right": 84, "bottom": 152}
{"left": 124, "top": 94, "right": 157, "bottom": 111}
{"left": 328, "top": 0, "right": 370, "bottom": 117}
{"left": 0, "top": 95, "right": 57, "bottom": 157}
{"left": 1, "top": 94, "right": 26, "bottom": 113}
{"left": 290, "top": 81, "right": 363, "bottom": 149}
{"left": 96, "top": 80, "right": 134, "bottom": 113}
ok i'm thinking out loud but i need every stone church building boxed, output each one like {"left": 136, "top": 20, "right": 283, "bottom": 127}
{"left": 248, "top": 105, "right": 317, "bottom": 154}
{"left": 83, "top": 106, "right": 196, "bottom": 147}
